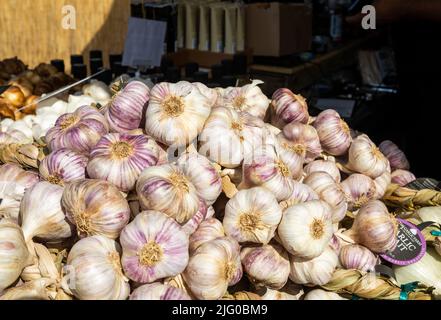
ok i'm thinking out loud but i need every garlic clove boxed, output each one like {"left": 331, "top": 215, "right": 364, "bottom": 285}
{"left": 339, "top": 244, "right": 378, "bottom": 272}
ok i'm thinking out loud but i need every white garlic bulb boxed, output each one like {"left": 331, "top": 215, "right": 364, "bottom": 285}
{"left": 223, "top": 187, "right": 282, "bottom": 244}
{"left": 82, "top": 80, "right": 112, "bottom": 105}
{"left": 279, "top": 181, "right": 320, "bottom": 211}
{"left": 289, "top": 247, "right": 338, "bottom": 286}
{"left": 62, "top": 235, "right": 129, "bottom": 300}
{"left": 193, "top": 82, "right": 221, "bottom": 107}
{"left": 278, "top": 200, "right": 333, "bottom": 259}
{"left": 271, "top": 88, "right": 309, "bottom": 128}
{"left": 120, "top": 211, "right": 189, "bottom": 283}
{"left": 189, "top": 218, "right": 225, "bottom": 253}
{"left": 339, "top": 244, "right": 377, "bottom": 272}
{"left": 391, "top": 169, "right": 416, "bottom": 187}
{"left": 145, "top": 81, "right": 211, "bottom": 147}
{"left": 304, "top": 159, "right": 341, "bottom": 183}
{"left": 130, "top": 283, "right": 191, "bottom": 300}
{"left": 341, "top": 174, "right": 376, "bottom": 211}
{"left": 303, "top": 289, "right": 347, "bottom": 300}
{"left": 379, "top": 140, "right": 410, "bottom": 171}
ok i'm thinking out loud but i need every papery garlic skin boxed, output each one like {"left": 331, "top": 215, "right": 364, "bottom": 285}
{"left": 223, "top": 187, "right": 282, "bottom": 244}
{"left": 181, "top": 198, "right": 208, "bottom": 236}
{"left": 379, "top": 140, "right": 410, "bottom": 171}
{"left": 189, "top": 218, "right": 225, "bottom": 253}
{"left": 339, "top": 244, "right": 377, "bottom": 272}
{"left": 241, "top": 243, "right": 290, "bottom": 289}
{"left": 341, "top": 174, "right": 376, "bottom": 211}
{"left": 39, "top": 148, "right": 88, "bottom": 186}
{"left": 313, "top": 109, "right": 352, "bottom": 156}
{"left": 303, "top": 289, "right": 347, "bottom": 300}
{"left": 46, "top": 105, "right": 109, "bottom": 154}
{"left": 289, "top": 247, "right": 338, "bottom": 286}
{"left": 271, "top": 88, "right": 309, "bottom": 128}
{"left": 87, "top": 133, "right": 159, "bottom": 192}
{"left": 193, "top": 82, "right": 221, "bottom": 108}
{"left": 62, "top": 235, "right": 129, "bottom": 300}
{"left": 373, "top": 170, "right": 391, "bottom": 199}
{"left": 145, "top": 81, "right": 211, "bottom": 147}
{"left": 391, "top": 169, "right": 416, "bottom": 187}
{"left": 136, "top": 164, "right": 200, "bottom": 224}
{"left": 278, "top": 200, "right": 333, "bottom": 259}
{"left": 130, "top": 283, "right": 191, "bottom": 300}
{"left": 120, "top": 211, "right": 189, "bottom": 283}
{"left": 62, "top": 179, "right": 130, "bottom": 239}
{"left": 183, "top": 237, "right": 242, "bottom": 300}
{"left": 0, "top": 220, "right": 31, "bottom": 292}
{"left": 304, "top": 160, "right": 341, "bottom": 183}
{"left": 20, "top": 182, "right": 72, "bottom": 242}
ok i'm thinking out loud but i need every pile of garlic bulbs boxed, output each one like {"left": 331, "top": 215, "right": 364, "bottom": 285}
{"left": 0, "top": 79, "right": 439, "bottom": 301}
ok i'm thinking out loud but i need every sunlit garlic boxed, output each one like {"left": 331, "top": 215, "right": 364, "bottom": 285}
{"left": 271, "top": 88, "right": 309, "bottom": 128}
{"left": 304, "top": 159, "right": 341, "bottom": 183}
{"left": 189, "top": 218, "right": 225, "bottom": 253}
{"left": 339, "top": 244, "right": 377, "bottom": 272}
{"left": 341, "top": 174, "right": 376, "bottom": 211}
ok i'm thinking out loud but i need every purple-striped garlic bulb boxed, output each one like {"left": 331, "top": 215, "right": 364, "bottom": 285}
{"left": 136, "top": 164, "right": 200, "bottom": 225}
{"left": 39, "top": 148, "right": 88, "bottom": 186}
{"left": 181, "top": 198, "right": 208, "bottom": 236}
{"left": 271, "top": 88, "right": 309, "bottom": 128}
{"left": 189, "top": 218, "right": 225, "bottom": 253}
{"left": 61, "top": 179, "right": 130, "bottom": 239}
{"left": 130, "top": 283, "right": 191, "bottom": 300}
{"left": 120, "top": 211, "right": 189, "bottom": 283}
{"left": 87, "top": 133, "right": 159, "bottom": 192}
{"left": 341, "top": 174, "right": 376, "bottom": 211}
{"left": 339, "top": 244, "right": 378, "bottom": 272}
{"left": 104, "top": 81, "right": 150, "bottom": 133}
{"left": 313, "top": 109, "right": 352, "bottom": 156}
{"left": 391, "top": 169, "right": 416, "bottom": 187}
{"left": 379, "top": 140, "right": 410, "bottom": 171}
{"left": 46, "top": 105, "right": 109, "bottom": 154}
{"left": 279, "top": 181, "right": 319, "bottom": 211}
{"left": 304, "top": 159, "right": 341, "bottom": 183}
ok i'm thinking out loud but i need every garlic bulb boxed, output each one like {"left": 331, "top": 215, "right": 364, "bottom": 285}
{"left": 303, "top": 289, "right": 347, "bottom": 300}
{"left": 313, "top": 109, "right": 352, "bottom": 156}
{"left": 83, "top": 80, "right": 112, "bottom": 105}
{"left": 259, "top": 283, "right": 304, "bottom": 300}
{"left": 176, "top": 152, "right": 222, "bottom": 206}
{"left": 379, "top": 140, "right": 410, "bottom": 170}
{"left": 278, "top": 200, "right": 333, "bottom": 259}
{"left": 145, "top": 81, "right": 211, "bottom": 147}
{"left": 279, "top": 181, "right": 319, "bottom": 211}
{"left": 66, "top": 95, "right": 97, "bottom": 113}
{"left": 289, "top": 247, "right": 338, "bottom": 286}
{"left": 189, "top": 218, "right": 225, "bottom": 253}
{"left": 181, "top": 198, "right": 208, "bottom": 236}
{"left": 104, "top": 81, "right": 149, "bottom": 133}
{"left": 339, "top": 244, "right": 377, "bottom": 272}
{"left": 345, "top": 200, "right": 397, "bottom": 253}
{"left": 303, "top": 172, "right": 348, "bottom": 223}
{"left": 120, "top": 211, "right": 189, "bottom": 283}
{"left": 277, "top": 122, "right": 322, "bottom": 163}
{"left": 130, "top": 283, "right": 191, "bottom": 300}
{"left": 39, "top": 148, "right": 88, "bottom": 186}
{"left": 415, "top": 207, "right": 441, "bottom": 225}
{"left": 136, "top": 164, "right": 200, "bottom": 224}
{"left": 183, "top": 237, "right": 242, "bottom": 300}
{"left": 62, "top": 235, "right": 129, "bottom": 300}
{"left": 271, "top": 88, "right": 309, "bottom": 128}
{"left": 222, "top": 80, "right": 269, "bottom": 119}
{"left": 341, "top": 174, "right": 376, "bottom": 211}
{"left": 347, "top": 134, "right": 389, "bottom": 179}
{"left": 193, "top": 82, "right": 221, "bottom": 107}
{"left": 391, "top": 169, "right": 416, "bottom": 187}
{"left": 62, "top": 179, "right": 130, "bottom": 239}
{"left": 223, "top": 187, "right": 282, "bottom": 244}
{"left": 87, "top": 133, "right": 159, "bottom": 192}
{"left": 0, "top": 220, "right": 32, "bottom": 292}
{"left": 373, "top": 170, "right": 391, "bottom": 199}
{"left": 20, "top": 182, "right": 72, "bottom": 242}
{"left": 304, "top": 160, "right": 341, "bottom": 183}
{"left": 46, "top": 105, "right": 109, "bottom": 154}
{"left": 241, "top": 243, "right": 290, "bottom": 289}
{"left": 0, "top": 130, "right": 30, "bottom": 145}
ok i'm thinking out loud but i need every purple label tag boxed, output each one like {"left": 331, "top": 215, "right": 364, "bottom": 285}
{"left": 380, "top": 219, "right": 426, "bottom": 266}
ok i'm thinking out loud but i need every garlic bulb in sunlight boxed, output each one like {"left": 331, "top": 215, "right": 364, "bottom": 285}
{"left": 0, "top": 220, "right": 32, "bottom": 292}
{"left": 341, "top": 174, "right": 376, "bottom": 211}
{"left": 145, "top": 81, "right": 211, "bottom": 147}
{"left": 289, "top": 247, "right": 338, "bottom": 286}
{"left": 347, "top": 134, "right": 389, "bottom": 179}
{"left": 136, "top": 164, "right": 200, "bottom": 224}
{"left": 130, "top": 283, "right": 191, "bottom": 300}
{"left": 46, "top": 105, "right": 109, "bottom": 154}
{"left": 279, "top": 181, "right": 319, "bottom": 211}
{"left": 176, "top": 152, "right": 222, "bottom": 206}
{"left": 39, "top": 148, "right": 88, "bottom": 186}
{"left": 104, "top": 81, "right": 149, "bottom": 133}
{"left": 62, "top": 235, "right": 129, "bottom": 300}
{"left": 373, "top": 170, "right": 391, "bottom": 199}
{"left": 379, "top": 140, "right": 410, "bottom": 170}
{"left": 345, "top": 200, "right": 397, "bottom": 253}
{"left": 62, "top": 179, "right": 130, "bottom": 239}
{"left": 193, "top": 82, "right": 221, "bottom": 107}
{"left": 277, "top": 122, "right": 322, "bottom": 163}
{"left": 339, "top": 244, "right": 377, "bottom": 272}
{"left": 120, "top": 211, "right": 189, "bottom": 283}
{"left": 271, "top": 88, "right": 309, "bottom": 128}
{"left": 87, "top": 133, "right": 159, "bottom": 192}
{"left": 303, "top": 172, "right": 347, "bottom": 223}
{"left": 83, "top": 80, "right": 112, "bottom": 105}
{"left": 20, "top": 182, "right": 72, "bottom": 242}
{"left": 303, "top": 289, "right": 347, "bottom": 300}
{"left": 181, "top": 198, "right": 208, "bottom": 236}
{"left": 304, "top": 159, "right": 341, "bottom": 183}
{"left": 241, "top": 243, "right": 290, "bottom": 289}
{"left": 278, "top": 200, "right": 333, "bottom": 259}
{"left": 391, "top": 169, "right": 416, "bottom": 187}
{"left": 189, "top": 218, "right": 225, "bottom": 253}
{"left": 183, "top": 237, "right": 242, "bottom": 300}
{"left": 222, "top": 80, "right": 269, "bottom": 119}
{"left": 223, "top": 187, "right": 282, "bottom": 244}
{"left": 199, "top": 106, "right": 265, "bottom": 168}
{"left": 66, "top": 95, "right": 97, "bottom": 113}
